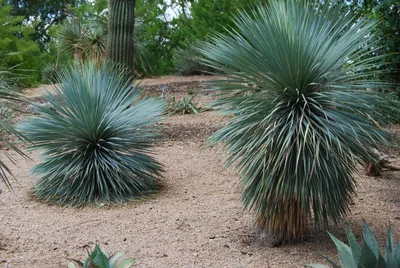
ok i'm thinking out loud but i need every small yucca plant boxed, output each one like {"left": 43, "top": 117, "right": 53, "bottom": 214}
{"left": 18, "top": 63, "right": 164, "bottom": 206}
{"left": 200, "top": 0, "right": 394, "bottom": 243}
{"left": 166, "top": 92, "right": 201, "bottom": 115}
{"left": 306, "top": 221, "right": 400, "bottom": 268}
{"left": 68, "top": 244, "right": 135, "bottom": 268}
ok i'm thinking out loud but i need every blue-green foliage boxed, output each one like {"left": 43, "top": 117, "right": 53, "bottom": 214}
{"left": 200, "top": 0, "right": 394, "bottom": 241}
{"left": 18, "top": 63, "right": 165, "bottom": 206}
{"left": 68, "top": 243, "right": 136, "bottom": 268}
{"left": 306, "top": 221, "right": 400, "bottom": 268}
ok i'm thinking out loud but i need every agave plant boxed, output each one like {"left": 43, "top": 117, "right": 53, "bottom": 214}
{"left": 18, "top": 63, "right": 165, "bottom": 206}
{"left": 68, "top": 244, "right": 135, "bottom": 268}
{"left": 306, "top": 221, "right": 400, "bottom": 268}
{"left": 200, "top": 0, "right": 394, "bottom": 243}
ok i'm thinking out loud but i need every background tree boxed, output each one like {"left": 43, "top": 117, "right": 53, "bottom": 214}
{"left": 0, "top": 0, "right": 43, "bottom": 86}
{"left": 5, "top": 0, "right": 88, "bottom": 50}
{"left": 329, "top": 0, "right": 399, "bottom": 85}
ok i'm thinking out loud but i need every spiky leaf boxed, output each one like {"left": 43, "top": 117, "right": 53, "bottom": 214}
{"left": 109, "top": 251, "right": 125, "bottom": 267}
{"left": 328, "top": 232, "right": 357, "bottom": 268}
{"left": 363, "top": 221, "right": 381, "bottom": 260}
{"left": 395, "top": 243, "right": 400, "bottom": 264}
{"left": 346, "top": 228, "right": 361, "bottom": 265}
{"left": 87, "top": 244, "right": 110, "bottom": 268}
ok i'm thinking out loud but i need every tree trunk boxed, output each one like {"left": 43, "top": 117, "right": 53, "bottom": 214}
{"left": 107, "top": 0, "right": 136, "bottom": 78}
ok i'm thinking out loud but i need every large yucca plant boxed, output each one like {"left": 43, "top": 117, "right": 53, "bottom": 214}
{"left": 200, "top": 0, "right": 395, "bottom": 243}
{"left": 18, "top": 63, "right": 164, "bottom": 206}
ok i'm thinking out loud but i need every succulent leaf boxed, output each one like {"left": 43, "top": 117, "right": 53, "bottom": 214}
{"left": 109, "top": 251, "right": 125, "bottom": 267}
{"left": 346, "top": 228, "right": 361, "bottom": 265}
{"left": 394, "top": 243, "right": 400, "bottom": 264}
{"left": 68, "top": 244, "right": 135, "bottom": 268}
{"left": 387, "top": 227, "right": 395, "bottom": 252}
{"left": 362, "top": 221, "right": 381, "bottom": 260}
{"left": 328, "top": 232, "right": 357, "bottom": 268}
{"left": 358, "top": 240, "right": 378, "bottom": 267}
{"left": 117, "top": 259, "right": 136, "bottom": 268}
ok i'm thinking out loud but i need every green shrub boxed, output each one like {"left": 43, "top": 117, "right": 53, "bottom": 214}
{"left": 68, "top": 244, "right": 135, "bottom": 268}
{"left": 306, "top": 221, "right": 400, "bottom": 268}
{"left": 200, "top": 0, "right": 394, "bottom": 243}
{"left": 18, "top": 63, "right": 165, "bottom": 206}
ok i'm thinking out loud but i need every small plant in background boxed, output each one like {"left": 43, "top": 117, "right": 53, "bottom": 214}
{"left": 166, "top": 92, "right": 200, "bottom": 115}
{"left": 187, "top": 88, "right": 195, "bottom": 95}
{"left": 172, "top": 40, "right": 216, "bottom": 76}
{"left": 306, "top": 221, "right": 400, "bottom": 268}
{"left": 41, "top": 61, "right": 64, "bottom": 84}
{"left": 376, "top": 88, "right": 400, "bottom": 125}
{"left": 68, "top": 244, "right": 135, "bottom": 268}
{"left": 18, "top": 63, "right": 165, "bottom": 206}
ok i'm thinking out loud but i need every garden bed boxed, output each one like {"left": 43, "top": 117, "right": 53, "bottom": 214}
{"left": 1, "top": 76, "right": 399, "bottom": 267}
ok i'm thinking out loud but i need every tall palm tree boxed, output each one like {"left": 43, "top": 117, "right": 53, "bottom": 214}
{"left": 201, "top": 0, "right": 394, "bottom": 244}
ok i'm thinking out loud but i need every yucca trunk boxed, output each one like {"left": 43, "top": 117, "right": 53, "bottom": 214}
{"left": 258, "top": 199, "right": 308, "bottom": 244}
{"left": 107, "top": 0, "right": 136, "bottom": 77}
